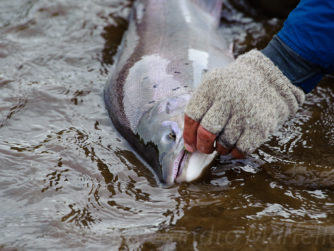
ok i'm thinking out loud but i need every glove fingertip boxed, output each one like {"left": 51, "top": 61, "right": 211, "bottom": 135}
{"left": 216, "top": 142, "right": 230, "bottom": 155}
{"left": 196, "top": 125, "right": 216, "bottom": 154}
{"left": 183, "top": 115, "right": 200, "bottom": 151}
{"left": 230, "top": 148, "right": 246, "bottom": 159}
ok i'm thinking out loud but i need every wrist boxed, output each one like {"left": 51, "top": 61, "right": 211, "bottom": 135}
{"left": 261, "top": 36, "right": 324, "bottom": 93}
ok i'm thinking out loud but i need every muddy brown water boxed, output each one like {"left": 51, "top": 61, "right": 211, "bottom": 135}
{"left": 1, "top": 0, "right": 333, "bottom": 250}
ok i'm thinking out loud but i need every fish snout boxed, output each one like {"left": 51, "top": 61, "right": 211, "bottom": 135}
{"left": 175, "top": 151, "right": 216, "bottom": 183}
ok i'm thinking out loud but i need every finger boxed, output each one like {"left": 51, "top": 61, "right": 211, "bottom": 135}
{"left": 216, "top": 142, "right": 230, "bottom": 155}
{"left": 200, "top": 101, "right": 230, "bottom": 136}
{"left": 217, "top": 142, "right": 246, "bottom": 158}
{"left": 184, "top": 75, "right": 216, "bottom": 122}
{"left": 183, "top": 115, "right": 199, "bottom": 152}
{"left": 196, "top": 125, "right": 216, "bottom": 154}
{"left": 236, "top": 127, "right": 267, "bottom": 156}
{"left": 218, "top": 116, "right": 243, "bottom": 153}
{"left": 230, "top": 148, "right": 246, "bottom": 159}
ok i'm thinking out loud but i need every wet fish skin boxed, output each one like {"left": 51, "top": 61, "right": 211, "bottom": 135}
{"left": 104, "top": 0, "right": 232, "bottom": 185}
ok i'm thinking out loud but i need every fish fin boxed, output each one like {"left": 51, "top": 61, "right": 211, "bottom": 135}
{"left": 190, "top": 0, "right": 223, "bottom": 23}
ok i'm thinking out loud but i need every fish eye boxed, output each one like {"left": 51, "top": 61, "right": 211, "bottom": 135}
{"left": 167, "top": 131, "right": 176, "bottom": 141}
{"left": 161, "top": 121, "right": 180, "bottom": 144}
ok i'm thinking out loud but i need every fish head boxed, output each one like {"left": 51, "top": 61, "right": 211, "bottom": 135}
{"left": 136, "top": 94, "right": 216, "bottom": 186}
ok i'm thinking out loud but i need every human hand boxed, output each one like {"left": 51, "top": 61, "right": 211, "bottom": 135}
{"left": 183, "top": 50, "right": 305, "bottom": 157}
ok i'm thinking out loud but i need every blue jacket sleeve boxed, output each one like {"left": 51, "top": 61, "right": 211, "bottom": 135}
{"left": 262, "top": 0, "right": 334, "bottom": 93}
{"left": 278, "top": 0, "right": 334, "bottom": 72}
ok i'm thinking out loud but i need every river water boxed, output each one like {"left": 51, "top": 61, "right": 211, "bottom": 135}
{"left": 0, "top": 0, "right": 333, "bottom": 250}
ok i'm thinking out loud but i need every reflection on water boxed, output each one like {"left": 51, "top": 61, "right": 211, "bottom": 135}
{"left": 260, "top": 79, "right": 334, "bottom": 189}
{"left": 0, "top": 0, "right": 333, "bottom": 250}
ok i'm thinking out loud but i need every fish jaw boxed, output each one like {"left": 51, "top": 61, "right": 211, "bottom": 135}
{"left": 175, "top": 150, "right": 216, "bottom": 183}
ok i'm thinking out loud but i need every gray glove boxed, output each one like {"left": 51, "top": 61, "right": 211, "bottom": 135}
{"left": 185, "top": 49, "right": 305, "bottom": 155}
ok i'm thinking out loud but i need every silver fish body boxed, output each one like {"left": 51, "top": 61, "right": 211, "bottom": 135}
{"left": 104, "top": 0, "right": 232, "bottom": 185}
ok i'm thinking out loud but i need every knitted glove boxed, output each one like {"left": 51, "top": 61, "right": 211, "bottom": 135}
{"left": 183, "top": 50, "right": 305, "bottom": 156}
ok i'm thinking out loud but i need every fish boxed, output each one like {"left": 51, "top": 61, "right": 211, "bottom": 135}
{"left": 104, "top": 0, "right": 233, "bottom": 186}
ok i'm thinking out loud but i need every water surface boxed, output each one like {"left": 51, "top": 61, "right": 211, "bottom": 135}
{"left": 0, "top": 0, "right": 333, "bottom": 250}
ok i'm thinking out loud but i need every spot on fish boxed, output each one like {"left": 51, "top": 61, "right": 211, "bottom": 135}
{"left": 174, "top": 71, "right": 181, "bottom": 74}
{"left": 153, "top": 84, "right": 158, "bottom": 88}
{"left": 172, "top": 87, "right": 180, "bottom": 91}
{"left": 166, "top": 102, "right": 171, "bottom": 114}
{"left": 184, "top": 85, "right": 188, "bottom": 88}
{"left": 148, "top": 101, "right": 155, "bottom": 104}
{"left": 94, "top": 121, "right": 100, "bottom": 130}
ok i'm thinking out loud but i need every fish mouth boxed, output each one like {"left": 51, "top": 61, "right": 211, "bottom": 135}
{"left": 174, "top": 150, "right": 217, "bottom": 184}
{"left": 172, "top": 149, "right": 189, "bottom": 181}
